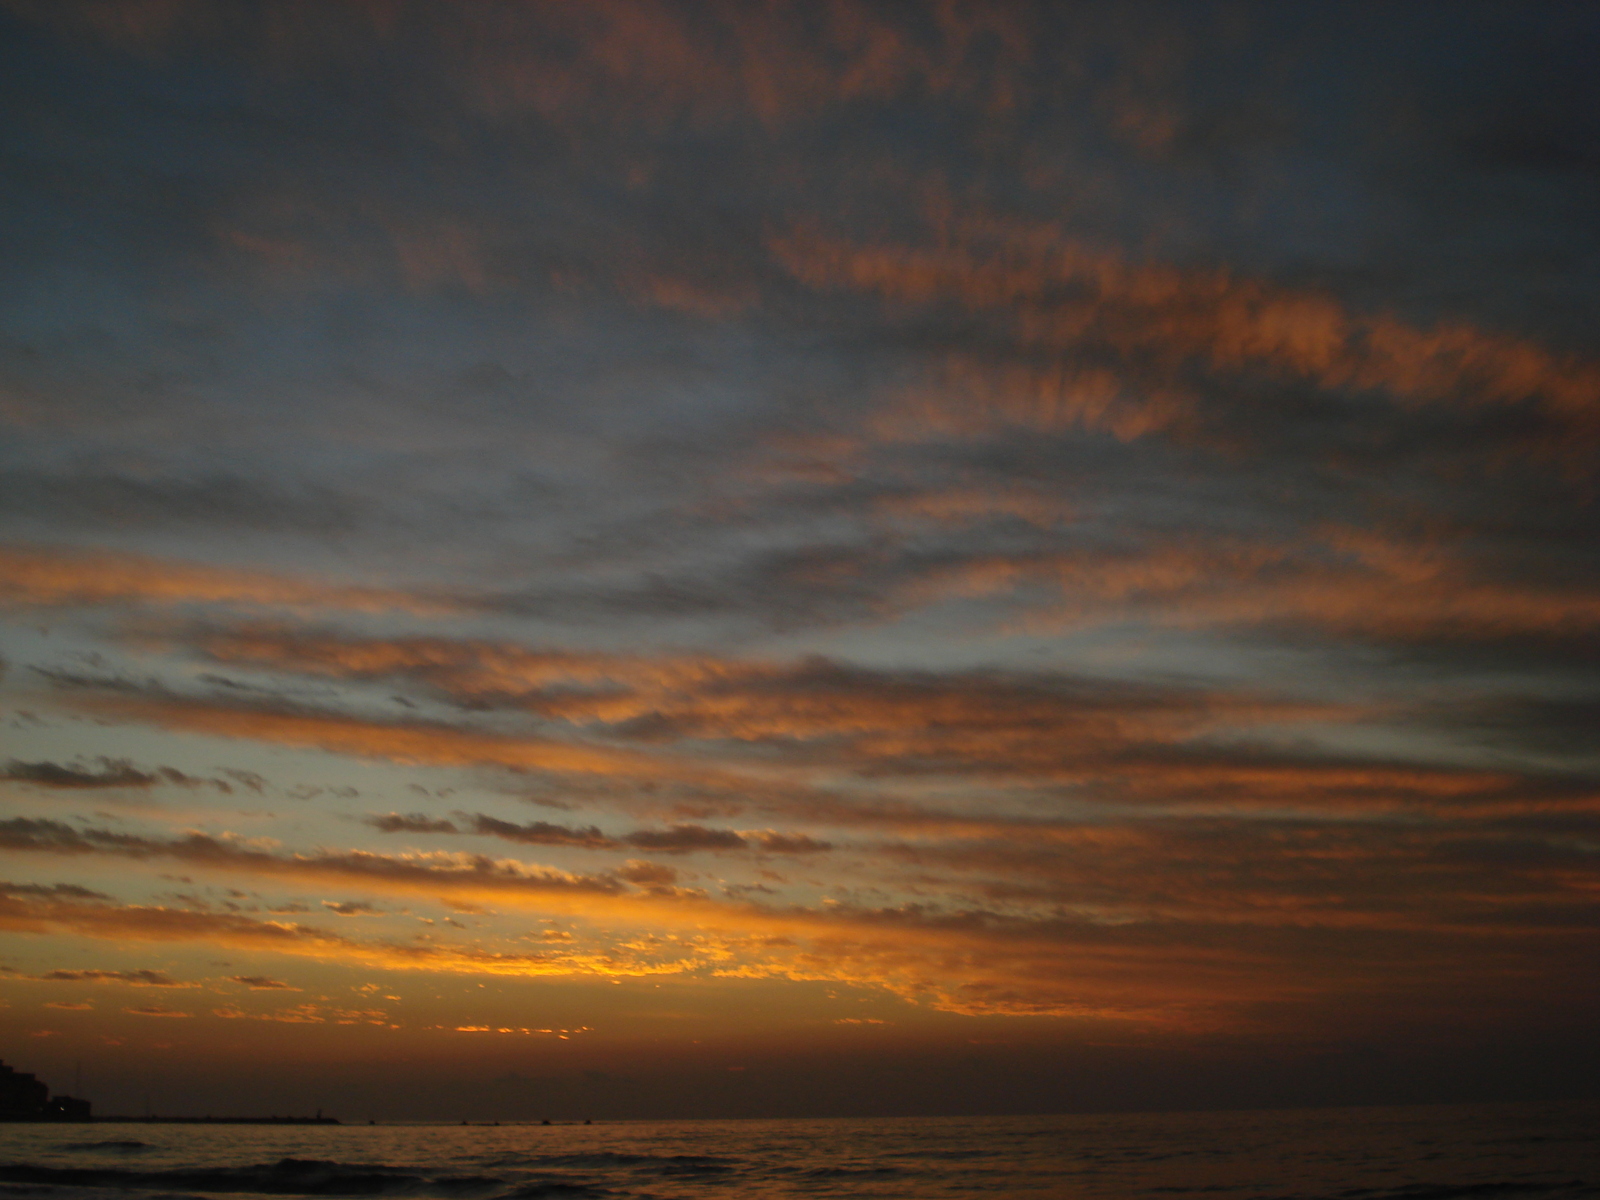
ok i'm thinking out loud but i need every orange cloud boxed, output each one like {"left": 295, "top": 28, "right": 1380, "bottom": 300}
{"left": 0, "top": 878, "right": 1200, "bottom": 1021}
{"left": 69, "top": 693, "right": 769, "bottom": 809}
{"left": 625, "top": 273, "right": 759, "bottom": 319}
{"left": 0, "top": 544, "right": 457, "bottom": 614}
{"left": 110, "top": 627, "right": 1600, "bottom": 817}
{"left": 883, "top": 528, "right": 1600, "bottom": 645}
{"left": 4, "top": 805, "right": 1593, "bottom": 1027}
{"left": 0, "top": 818, "right": 626, "bottom": 906}
{"left": 872, "top": 485, "right": 1077, "bottom": 528}
{"left": 771, "top": 221, "right": 1600, "bottom": 466}
{"left": 0, "top": 883, "right": 703, "bottom": 981}
{"left": 7, "top": 1, "right": 1038, "bottom": 131}
{"left": 213, "top": 1002, "right": 387, "bottom": 1025}
{"left": 183, "top": 627, "right": 1328, "bottom": 746}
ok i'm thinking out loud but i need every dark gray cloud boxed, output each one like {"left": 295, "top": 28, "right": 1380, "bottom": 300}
{"left": 364, "top": 812, "right": 460, "bottom": 835}
{"left": 2, "top": 757, "right": 199, "bottom": 789}
{"left": 229, "top": 974, "right": 296, "bottom": 989}
{"left": 0, "top": 469, "right": 363, "bottom": 536}
{"left": 0, "top": 818, "right": 625, "bottom": 896}
{"left": 0, "top": 880, "right": 111, "bottom": 901}
{"left": 31, "top": 968, "right": 190, "bottom": 987}
{"left": 321, "top": 900, "right": 383, "bottom": 917}
{"left": 873, "top": 814, "right": 1600, "bottom": 931}
{"left": 463, "top": 814, "right": 613, "bottom": 850}
{"left": 370, "top": 810, "right": 830, "bottom": 857}
{"left": 621, "top": 824, "right": 747, "bottom": 853}
{"left": 1418, "top": 695, "right": 1600, "bottom": 761}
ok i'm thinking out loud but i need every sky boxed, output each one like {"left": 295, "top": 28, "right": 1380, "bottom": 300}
{"left": 1, "top": 0, "right": 1598, "bottom": 1121}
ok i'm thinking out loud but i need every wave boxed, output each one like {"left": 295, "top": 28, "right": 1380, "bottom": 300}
{"left": 480, "top": 1152, "right": 734, "bottom": 1169}
{"left": 791, "top": 1164, "right": 905, "bottom": 1178}
{"left": 469, "top": 1152, "right": 735, "bottom": 1178}
{"left": 1262, "top": 1180, "right": 1594, "bottom": 1200}
{"left": 545, "top": 1153, "right": 730, "bottom": 1173}
{"left": 0, "top": 1153, "right": 740, "bottom": 1200}
{"left": 0, "top": 1159, "right": 663, "bottom": 1200}
{"left": 54, "top": 1144, "right": 151, "bottom": 1154}
{"left": 413, "top": 1178, "right": 503, "bottom": 1194}
{"left": 0, "top": 1159, "right": 456, "bottom": 1197}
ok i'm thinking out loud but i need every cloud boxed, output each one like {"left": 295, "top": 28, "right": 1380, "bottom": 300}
{"left": 228, "top": 975, "right": 299, "bottom": 990}
{"left": 0, "top": 880, "right": 111, "bottom": 901}
{"left": 0, "top": 817, "right": 627, "bottom": 904}
{"left": 213, "top": 1002, "right": 387, "bottom": 1025}
{"left": 747, "top": 831, "right": 832, "bottom": 854}
{"left": 0, "top": 544, "right": 459, "bottom": 615}
{"left": 464, "top": 814, "right": 614, "bottom": 849}
{"left": 1407, "top": 694, "right": 1600, "bottom": 763}
{"left": 0, "top": 468, "right": 363, "bottom": 536}
{"left": 122, "top": 1005, "right": 192, "bottom": 1017}
{"left": 321, "top": 900, "right": 383, "bottom": 916}
{"left": 770, "top": 219, "right": 1600, "bottom": 468}
{"left": 8, "top": 802, "right": 1595, "bottom": 952}
{"left": 139, "top": 629, "right": 1600, "bottom": 817}
{"left": 179, "top": 627, "right": 1319, "bottom": 753}
{"left": 30, "top": 968, "right": 194, "bottom": 987}
{"left": 2, "top": 758, "right": 198, "bottom": 789}
{"left": 616, "top": 860, "right": 678, "bottom": 887}
{"left": 623, "top": 824, "right": 747, "bottom": 853}
{"left": 372, "top": 810, "right": 830, "bottom": 858}
{"left": 365, "top": 813, "right": 459, "bottom": 835}
{"left": 4, "top": 1, "right": 1042, "bottom": 132}
{"left": 866, "top": 813, "right": 1600, "bottom": 932}
{"left": 0, "top": 815, "right": 1594, "bottom": 1023}
{"left": 65, "top": 689, "right": 727, "bottom": 791}
{"left": 0, "top": 876, "right": 742, "bottom": 984}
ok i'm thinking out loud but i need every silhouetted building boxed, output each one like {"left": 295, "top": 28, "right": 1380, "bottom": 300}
{"left": 0, "top": 1059, "right": 91, "bottom": 1121}
{"left": 0, "top": 1061, "right": 48, "bottom": 1118}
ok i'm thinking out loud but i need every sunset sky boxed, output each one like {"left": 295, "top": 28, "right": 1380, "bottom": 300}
{"left": 1, "top": 1, "right": 1597, "bottom": 1120}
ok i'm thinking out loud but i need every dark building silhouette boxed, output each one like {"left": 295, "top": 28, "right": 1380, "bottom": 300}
{"left": 0, "top": 1061, "right": 47, "bottom": 1117}
{"left": 0, "top": 1059, "right": 91, "bottom": 1121}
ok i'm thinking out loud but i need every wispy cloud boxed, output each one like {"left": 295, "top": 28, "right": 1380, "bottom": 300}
{"left": 213, "top": 1002, "right": 386, "bottom": 1025}
{"left": 228, "top": 974, "right": 298, "bottom": 990}
{"left": 24, "top": 968, "right": 194, "bottom": 987}
{"left": 129, "top": 630, "right": 1597, "bottom": 816}
{"left": 3, "top": 758, "right": 202, "bottom": 789}
{"left": 772, "top": 218, "right": 1600, "bottom": 465}
{"left": 0, "top": 818, "right": 626, "bottom": 901}
{"left": 0, "top": 545, "right": 460, "bottom": 615}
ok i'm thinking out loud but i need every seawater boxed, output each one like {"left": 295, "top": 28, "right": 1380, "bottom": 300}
{"left": 0, "top": 1101, "right": 1593, "bottom": 1200}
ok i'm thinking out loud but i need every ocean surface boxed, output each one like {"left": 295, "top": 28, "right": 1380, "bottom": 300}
{"left": 0, "top": 1102, "right": 1594, "bottom": 1200}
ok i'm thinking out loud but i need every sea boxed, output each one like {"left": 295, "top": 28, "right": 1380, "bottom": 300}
{"left": 0, "top": 1102, "right": 1594, "bottom": 1200}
